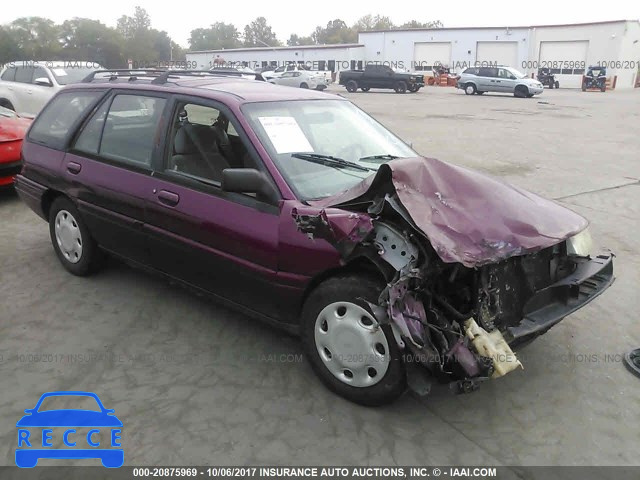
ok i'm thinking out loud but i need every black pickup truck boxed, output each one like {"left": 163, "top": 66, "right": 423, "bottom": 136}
{"left": 338, "top": 64, "right": 425, "bottom": 93}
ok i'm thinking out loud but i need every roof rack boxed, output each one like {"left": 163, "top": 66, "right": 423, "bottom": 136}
{"left": 81, "top": 69, "right": 263, "bottom": 85}
{"left": 81, "top": 69, "right": 167, "bottom": 83}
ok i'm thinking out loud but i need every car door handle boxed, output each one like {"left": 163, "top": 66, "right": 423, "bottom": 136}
{"left": 157, "top": 190, "right": 180, "bottom": 207}
{"left": 66, "top": 162, "right": 82, "bottom": 174}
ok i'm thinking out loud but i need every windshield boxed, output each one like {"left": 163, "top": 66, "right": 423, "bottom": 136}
{"left": 505, "top": 67, "right": 526, "bottom": 79}
{"left": 0, "top": 106, "right": 17, "bottom": 118}
{"left": 51, "top": 66, "right": 102, "bottom": 85}
{"left": 242, "top": 99, "right": 417, "bottom": 200}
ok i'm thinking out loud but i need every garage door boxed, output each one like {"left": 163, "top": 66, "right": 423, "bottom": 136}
{"left": 539, "top": 41, "right": 588, "bottom": 88}
{"left": 414, "top": 42, "right": 451, "bottom": 71}
{"left": 476, "top": 42, "right": 518, "bottom": 68}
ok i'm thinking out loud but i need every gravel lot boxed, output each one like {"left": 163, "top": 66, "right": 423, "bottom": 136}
{"left": 1, "top": 85, "right": 639, "bottom": 467}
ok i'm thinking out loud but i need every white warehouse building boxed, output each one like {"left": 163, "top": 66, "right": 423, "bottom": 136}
{"left": 186, "top": 20, "right": 640, "bottom": 89}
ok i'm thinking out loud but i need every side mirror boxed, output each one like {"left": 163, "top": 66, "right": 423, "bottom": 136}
{"left": 34, "top": 77, "right": 53, "bottom": 87}
{"left": 221, "top": 169, "right": 279, "bottom": 204}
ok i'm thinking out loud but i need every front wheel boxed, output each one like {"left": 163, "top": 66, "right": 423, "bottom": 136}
{"left": 554, "top": 81, "right": 560, "bottom": 89}
{"left": 301, "top": 275, "right": 406, "bottom": 406}
{"left": 394, "top": 81, "right": 407, "bottom": 93}
{"left": 361, "top": 87, "right": 370, "bottom": 92}
{"left": 49, "top": 196, "right": 103, "bottom": 276}
{"left": 345, "top": 80, "right": 358, "bottom": 93}
{"left": 514, "top": 85, "right": 529, "bottom": 98}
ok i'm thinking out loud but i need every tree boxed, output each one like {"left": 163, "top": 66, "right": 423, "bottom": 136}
{"left": 0, "top": 27, "right": 20, "bottom": 64}
{"left": 59, "top": 18, "right": 125, "bottom": 67}
{"left": 354, "top": 14, "right": 394, "bottom": 32}
{"left": 399, "top": 20, "right": 443, "bottom": 29}
{"left": 287, "top": 34, "right": 315, "bottom": 46}
{"left": 116, "top": 6, "right": 151, "bottom": 40}
{"left": 243, "top": 17, "right": 280, "bottom": 47}
{"left": 312, "top": 19, "right": 356, "bottom": 44}
{"left": 189, "top": 23, "right": 241, "bottom": 51}
{"left": 5, "top": 17, "right": 62, "bottom": 60}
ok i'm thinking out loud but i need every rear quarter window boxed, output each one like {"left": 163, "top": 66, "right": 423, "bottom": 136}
{"left": 1, "top": 67, "right": 16, "bottom": 81}
{"left": 28, "top": 90, "right": 103, "bottom": 150}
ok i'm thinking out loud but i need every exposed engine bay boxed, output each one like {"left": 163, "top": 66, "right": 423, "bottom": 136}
{"left": 291, "top": 157, "right": 614, "bottom": 396}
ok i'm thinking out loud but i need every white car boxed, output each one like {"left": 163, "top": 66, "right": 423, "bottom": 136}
{"left": 0, "top": 61, "right": 103, "bottom": 118}
{"left": 262, "top": 64, "right": 332, "bottom": 85}
{"left": 268, "top": 70, "right": 328, "bottom": 90}
{"left": 209, "top": 66, "right": 260, "bottom": 80}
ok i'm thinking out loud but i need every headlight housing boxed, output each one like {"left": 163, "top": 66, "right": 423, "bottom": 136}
{"left": 566, "top": 228, "right": 593, "bottom": 257}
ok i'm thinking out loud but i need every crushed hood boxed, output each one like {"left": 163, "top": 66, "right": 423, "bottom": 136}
{"left": 310, "top": 157, "right": 588, "bottom": 267}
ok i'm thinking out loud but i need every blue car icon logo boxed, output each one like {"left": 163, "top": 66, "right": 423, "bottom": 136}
{"left": 16, "top": 391, "right": 123, "bottom": 468}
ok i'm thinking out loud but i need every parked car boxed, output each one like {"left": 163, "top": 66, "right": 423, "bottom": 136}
{"left": 582, "top": 66, "right": 607, "bottom": 92}
{"left": 457, "top": 66, "right": 544, "bottom": 97}
{"left": 209, "top": 66, "right": 263, "bottom": 80}
{"left": 339, "top": 64, "right": 425, "bottom": 93}
{"left": 0, "top": 106, "right": 31, "bottom": 187}
{"left": 268, "top": 70, "right": 328, "bottom": 90}
{"left": 15, "top": 70, "right": 613, "bottom": 406}
{"left": 0, "top": 61, "right": 103, "bottom": 118}
{"left": 261, "top": 64, "right": 333, "bottom": 85}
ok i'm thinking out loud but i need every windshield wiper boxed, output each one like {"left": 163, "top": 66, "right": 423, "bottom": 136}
{"left": 359, "top": 154, "right": 399, "bottom": 162}
{"left": 291, "top": 153, "right": 375, "bottom": 172}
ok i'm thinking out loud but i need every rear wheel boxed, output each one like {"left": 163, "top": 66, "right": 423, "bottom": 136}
{"left": 477, "top": 91, "right": 485, "bottom": 95}
{"left": 301, "top": 274, "right": 406, "bottom": 406}
{"left": 514, "top": 85, "right": 529, "bottom": 98}
{"left": 49, "top": 197, "right": 103, "bottom": 276}
{"left": 555, "top": 81, "right": 560, "bottom": 89}
{"left": 464, "top": 83, "right": 476, "bottom": 95}
{"left": 394, "top": 81, "right": 407, "bottom": 93}
{"left": 345, "top": 80, "right": 358, "bottom": 93}
{"left": 300, "top": 82, "right": 309, "bottom": 89}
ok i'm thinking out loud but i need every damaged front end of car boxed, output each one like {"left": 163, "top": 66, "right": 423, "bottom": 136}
{"left": 292, "top": 157, "right": 614, "bottom": 396}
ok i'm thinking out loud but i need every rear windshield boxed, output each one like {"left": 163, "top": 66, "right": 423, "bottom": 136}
{"left": 28, "top": 91, "right": 103, "bottom": 149}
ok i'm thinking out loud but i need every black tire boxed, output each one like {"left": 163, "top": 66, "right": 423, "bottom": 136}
{"left": 394, "top": 81, "right": 407, "bottom": 93}
{"left": 527, "top": 93, "right": 534, "bottom": 98}
{"left": 345, "top": 80, "right": 358, "bottom": 93}
{"left": 360, "top": 87, "right": 370, "bottom": 92}
{"left": 600, "top": 85, "right": 606, "bottom": 92}
{"left": 554, "top": 81, "right": 560, "bottom": 89}
{"left": 300, "top": 82, "right": 309, "bottom": 89}
{"left": 477, "top": 91, "right": 485, "bottom": 95}
{"left": 582, "top": 83, "right": 587, "bottom": 92}
{"left": 464, "top": 83, "right": 477, "bottom": 95}
{"left": 301, "top": 274, "right": 406, "bottom": 406}
{"left": 408, "top": 85, "right": 419, "bottom": 93}
{"left": 514, "top": 85, "right": 528, "bottom": 98}
{"left": 549, "top": 81, "right": 554, "bottom": 89}
{"left": 48, "top": 196, "right": 104, "bottom": 276}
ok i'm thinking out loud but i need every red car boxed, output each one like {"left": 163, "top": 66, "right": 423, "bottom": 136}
{"left": 0, "top": 106, "right": 31, "bottom": 187}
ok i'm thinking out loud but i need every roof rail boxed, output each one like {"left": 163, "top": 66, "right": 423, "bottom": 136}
{"left": 81, "top": 69, "right": 266, "bottom": 85}
{"left": 81, "top": 69, "right": 168, "bottom": 83}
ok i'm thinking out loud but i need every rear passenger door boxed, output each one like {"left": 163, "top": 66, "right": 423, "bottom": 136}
{"left": 67, "top": 91, "right": 170, "bottom": 264}
{"left": 144, "top": 96, "right": 284, "bottom": 319}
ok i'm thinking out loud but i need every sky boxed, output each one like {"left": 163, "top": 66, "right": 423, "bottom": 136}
{"left": 2, "top": 0, "right": 638, "bottom": 47}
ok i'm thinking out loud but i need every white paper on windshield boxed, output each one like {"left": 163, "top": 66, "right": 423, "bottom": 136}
{"left": 52, "top": 68, "right": 67, "bottom": 76}
{"left": 258, "top": 116, "right": 313, "bottom": 154}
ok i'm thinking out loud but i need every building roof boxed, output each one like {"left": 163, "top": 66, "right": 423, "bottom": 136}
{"left": 188, "top": 44, "right": 365, "bottom": 55}
{"left": 358, "top": 19, "right": 637, "bottom": 34}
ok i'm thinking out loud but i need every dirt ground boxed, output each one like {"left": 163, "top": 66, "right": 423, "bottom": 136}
{"left": 1, "top": 85, "right": 638, "bottom": 467}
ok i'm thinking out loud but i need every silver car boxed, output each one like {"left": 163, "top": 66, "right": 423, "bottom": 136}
{"left": 457, "top": 66, "right": 543, "bottom": 98}
{"left": 268, "top": 70, "right": 328, "bottom": 90}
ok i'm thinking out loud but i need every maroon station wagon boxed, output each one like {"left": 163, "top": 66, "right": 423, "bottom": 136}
{"left": 15, "top": 70, "right": 614, "bottom": 405}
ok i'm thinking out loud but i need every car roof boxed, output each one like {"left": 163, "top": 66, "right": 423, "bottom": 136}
{"left": 68, "top": 75, "right": 341, "bottom": 105}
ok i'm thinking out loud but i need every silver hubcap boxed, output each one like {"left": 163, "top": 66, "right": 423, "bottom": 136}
{"left": 314, "top": 302, "right": 390, "bottom": 387}
{"left": 54, "top": 210, "right": 83, "bottom": 264}
{"left": 466, "top": 85, "right": 474, "bottom": 94}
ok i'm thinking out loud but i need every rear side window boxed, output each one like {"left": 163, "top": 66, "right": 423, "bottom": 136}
{"left": 73, "top": 93, "right": 166, "bottom": 168}
{"left": 28, "top": 91, "right": 102, "bottom": 149}
{"left": 14, "top": 67, "right": 34, "bottom": 83}
{"left": 1, "top": 67, "right": 16, "bottom": 81}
